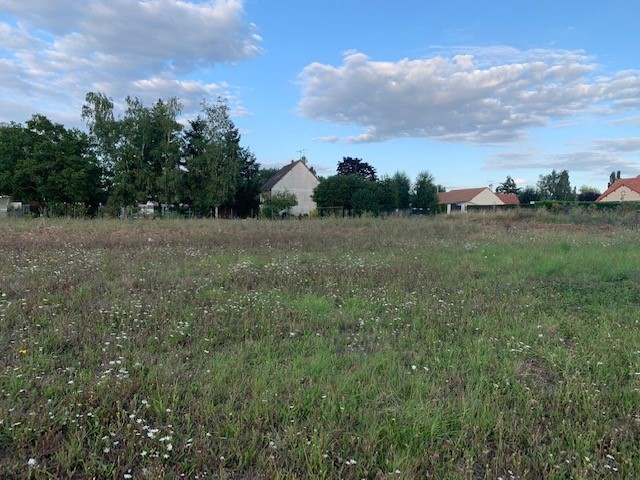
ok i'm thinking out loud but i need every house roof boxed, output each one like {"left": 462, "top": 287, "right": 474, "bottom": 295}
{"left": 438, "top": 188, "right": 487, "bottom": 205}
{"left": 596, "top": 176, "right": 640, "bottom": 202}
{"left": 261, "top": 160, "right": 302, "bottom": 192}
{"left": 496, "top": 193, "right": 520, "bottom": 205}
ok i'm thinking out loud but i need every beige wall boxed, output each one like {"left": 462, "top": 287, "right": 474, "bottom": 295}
{"left": 470, "top": 189, "right": 505, "bottom": 206}
{"left": 599, "top": 186, "right": 640, "bottom": 202}
{"left": 272, "top": 162, "right": 320, "bottom": 214}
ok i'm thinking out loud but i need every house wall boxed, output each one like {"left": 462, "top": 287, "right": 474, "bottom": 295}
{"left": 470, "top": 189, "right": 505, "bottom": 206}
{"left": 271, "top": 162, "right": 319, "bottom": 214}
{"left": 599, "top": 186, "right": 640, "bottom": 202}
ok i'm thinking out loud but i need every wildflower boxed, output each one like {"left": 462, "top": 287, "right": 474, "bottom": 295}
{"left": 28, "top": 458, "right": 37, "bottom": 467}
{"left": 20, "top": 348, "right": 27, "bottom": 355}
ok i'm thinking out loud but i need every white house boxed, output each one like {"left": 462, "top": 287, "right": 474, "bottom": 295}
{"left": 596, "top": 176, "right": 640, "bottom": 202}
{"left": 438, "top": 187, "right": 505, "bottom": 214}
{"left": 261, "top": 158, "right": 320, "bottom": 215}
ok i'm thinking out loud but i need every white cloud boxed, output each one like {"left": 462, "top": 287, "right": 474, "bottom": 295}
{"left": 298, "top": 48, "right": 640, "bottom": 145}
{"left": 594, "top": 137, "right": 640, "bottom": 153}
{"left": 0, "top": 0, "right": 261, "bottom": 124}
{"left": 485, "top": 149, "right": 639, "bottom": 176}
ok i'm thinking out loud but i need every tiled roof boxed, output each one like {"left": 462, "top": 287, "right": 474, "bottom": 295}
{"left": 596, "top": 176, "right": 640, "bottom": 202}
{"left": 261, "top": 161, "right": 301, "bottom": 191}
{"left": 438, "top": 188, "right": 486, "bottom": 204}
{"left": 496, "top": 193, "right": 520, "bottom": 205}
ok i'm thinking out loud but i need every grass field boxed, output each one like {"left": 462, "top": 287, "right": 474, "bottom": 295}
{"left": 1, "top": 211, "right": 640, "bottom": 478}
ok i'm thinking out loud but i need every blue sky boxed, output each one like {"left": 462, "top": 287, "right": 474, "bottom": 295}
{"left": 1, "top": 0, "right": 639, "bottom": 192}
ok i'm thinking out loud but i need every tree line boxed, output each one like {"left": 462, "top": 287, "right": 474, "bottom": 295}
{"left": 0, "top": 91, "right": 615, "bottom": 217}
{"left": 0, "top": 93, "right": 270, "bottom": 216}
{"left": 495, "top": 170, "right": 605, "bottom": 204}
{"left": 312, "top": 157, "right": 444, "bottom": 215}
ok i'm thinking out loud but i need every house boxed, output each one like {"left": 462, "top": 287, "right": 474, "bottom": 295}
{"left": 438, "top": 187, "right": 505, "bottom": 214}
{"left": 596, "top": 176, "right": 640, "bottom": 202}
{"left": 261, "top": 157, "right": 320, "bottom": 215}
{"left": 496, "top": 193, "right": 521, "bottom": 206}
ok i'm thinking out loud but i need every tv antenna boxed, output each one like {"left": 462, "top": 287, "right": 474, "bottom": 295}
{"left": 296, "top": 149, "right": 307, "bottom": 160}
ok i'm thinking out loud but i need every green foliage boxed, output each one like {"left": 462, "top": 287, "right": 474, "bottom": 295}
{"left": 412, "top": 170, "right": 438, "bottom": 211}
{"left": 388, "top": 171, "right": 411, "bottom": 209}
{"left": 577, "top": 185, "right": 601, "bottom": 202}
{"left": 260, "top": 190, "right": 298, "bottom": 218}
{"left": 537, "top": 169, "right": 576, "bottom": 201}
{"left": 495, "top": 175, "right": 521, "bottom": 194}
{"left": 81, "top": 93, "right": 259, "bottom": 215}
{"left": 608, "top": 170, "right": 621, "bottom": 187}
{"left": 312, "top": 174, "right": 369, "bottom": 213}
{"left": 183, "top": 98, "right": 256, "bottom": 215}
{"left": 518, "top": 185, "right": 541, "bottom": 204}
{"left": 0, "top": 115, "right": 104, "bottom": 212}
{"left": 336, "top": 156, "right": 377, "bottom": 181}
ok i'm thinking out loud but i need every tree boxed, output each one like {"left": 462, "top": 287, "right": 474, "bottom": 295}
{"left": 0, "top": 115, "right": 103, "bottom": 213}
{"left": 537, "top": 169, "right": 575, "bottom": 201}
{"left": 495, "top": 176, "right": 521, "bottom": 194}
{"left": 518, "top": 186, "right": 541, "bottom": 204}
{"left": 336, "top": 157, "right": 377, "bottom": 181}
{"left": 184, "top": 98, "right": 256, "bottom": 216}
{"left": 312, "top": 175, "right": 370, "bottom": 214}
{"left": 412, "top": 171, "right": 438, "bottom": 211}
{"left": 387, "top": 171, "right": 411, "bottom": 209}
{"left": 351, "top": 182, "right": 383, "bottom": 215}
{"left": 608, "top": 171, "right": 621, "bottom": 187}
{"left": 82, "top": 92, "right": 184, "bottom": 208}
{"left": 577, "top": 185, "right": 601, "bottom": 202}
{"left": 260, "top": 190, "right": 297, "bottom": 218}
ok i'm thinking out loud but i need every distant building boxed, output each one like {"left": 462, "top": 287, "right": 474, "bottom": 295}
{"left": 438, "top": 187, "right": 505, "bottom": 214}
{"left": 261, "top": 157, "right": 320, "bottom": 215}
{"left": 596, "top": 176, "right": 640, "bottom": 202}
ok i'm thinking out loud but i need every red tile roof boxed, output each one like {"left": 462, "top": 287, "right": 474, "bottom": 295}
{"left": 596, "top": 176, "right": 640, "bottom": 202}
{"left": 496, "top": 193, "right": 520, "bottom": 205}
{"left": 438, "top": 188, "right": 487, "bottom": 204}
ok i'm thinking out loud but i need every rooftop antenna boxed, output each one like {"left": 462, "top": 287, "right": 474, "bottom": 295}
{"left": 296, "top": 149, "right": 307, "bottom": 160}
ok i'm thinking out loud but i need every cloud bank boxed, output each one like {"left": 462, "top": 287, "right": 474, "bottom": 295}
{"left": 0, "top": 0, "right": 261, "bottom": 122}
{"left": 298, "top": 48, "right": 640, "bottom": 145}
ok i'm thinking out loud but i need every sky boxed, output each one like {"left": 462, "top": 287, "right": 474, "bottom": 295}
{"left": 1, "top": 0, "right": 639, "bottom": 192}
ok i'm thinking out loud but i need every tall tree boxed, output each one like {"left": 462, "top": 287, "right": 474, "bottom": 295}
{"left": 388, "top": 171, "right": 411, "bottom": 209}
{"left": 336, "top": 157, "right": 377, "bottom": 181}
{"left": 495, "top": 175, "right": 521, "bottom": 194}
{"left": 184, "top": 98, "right": 256, "bottom": 216}
{"left": 537, "top": 169, "right": 575, "bottom": 201}
{"left": 0, "top": 115, "right": 103, "bottom": 211}
{"left": 412, "top": 171, "right": 438, "bottom": 211}
{"left": 608, "top": 170, "right": 621, "bottom": 187}
{"left": 82, "top": 92, "right": 183, "bottom": 207}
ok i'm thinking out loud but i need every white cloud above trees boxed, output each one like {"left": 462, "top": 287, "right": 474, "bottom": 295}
{"left": 0, "top": 0, "right": 261, "bottom": 123}
{"left": 297, "top": 48, "right": 640, "bottom": 145}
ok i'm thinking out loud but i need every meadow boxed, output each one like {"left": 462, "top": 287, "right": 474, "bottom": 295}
{"left": 1, "top": 210, "right": 640, "bottom": 479}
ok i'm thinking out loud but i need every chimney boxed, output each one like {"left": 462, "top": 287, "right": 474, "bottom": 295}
{"left": 301, "top": 155, "right": 307, "bottom": 164}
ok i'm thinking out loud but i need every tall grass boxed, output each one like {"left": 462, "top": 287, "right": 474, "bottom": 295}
{"left": 1, "top": 213, "right": 639, "bottom": 478}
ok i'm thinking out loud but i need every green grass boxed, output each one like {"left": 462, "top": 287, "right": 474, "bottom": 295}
{"left": 1, "top": 212, "right": 640, "bottom": 478}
